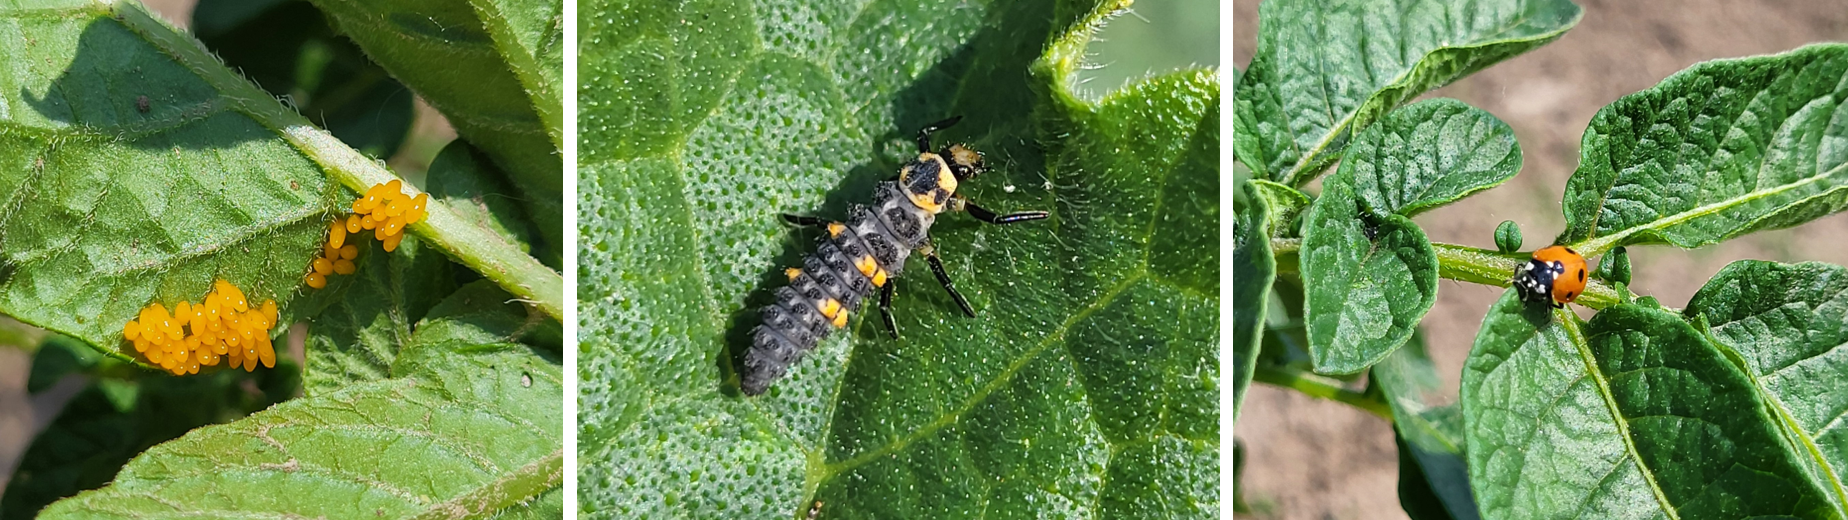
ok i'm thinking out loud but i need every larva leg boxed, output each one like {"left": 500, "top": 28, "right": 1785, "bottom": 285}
{"left": 921, "top": 243, "right": 976, "bottom": 317}
{"left": 954, "top": 196, "right": 1048, "bottom": 225}
{"left": 916, "top": 116, "right": 963, "bottom": 153}
{"left": 781, "top": 214, "right": 831, "bottom": 228}
{"left": 879, "top": 282, "right": 898, "bottom": 339}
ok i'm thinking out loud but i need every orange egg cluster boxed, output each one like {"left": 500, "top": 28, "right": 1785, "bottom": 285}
{"left": 122, "top": 280, "right": 280, "bottom": 375}
{"left": 350, "top": 179, "right": 426, "bottom": 253}
{"left": 305, "top": 221, "right": 360, "bottom": 289}
{"left": 304, "top": 180, "right": 427, "bottom": 289}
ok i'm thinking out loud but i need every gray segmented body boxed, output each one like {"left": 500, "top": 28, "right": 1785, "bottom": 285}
{"left": 741, "top": 160, "right": 944, "bottom": 396}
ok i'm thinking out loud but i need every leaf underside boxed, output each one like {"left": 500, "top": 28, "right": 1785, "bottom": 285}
{"left": 577, "top": 0, "right": 1217, "bottom": 516}
{"left": 0, "top": 2, "right": 338, "bottom": 359}
{"left": 308, "top": 0, "right": 564, "bottom": 264}
{"left": 1233, "top": 179, "right": 1272, "bottom": 418}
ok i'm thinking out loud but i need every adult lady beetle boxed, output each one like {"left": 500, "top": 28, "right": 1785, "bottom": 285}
{"left": 739, "top": 116, "right": 1049, "bottom": 396}
{"left": 1512, "top": 245, "right": 1589, "bottom": 308}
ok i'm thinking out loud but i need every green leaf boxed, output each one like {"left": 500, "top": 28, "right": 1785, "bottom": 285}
{"left": 1233, "top": 0, "right": 1580, "bottom": 186}
{"left": 412, "top": 280, "right": 562, "bottom": 353}
{"left": 1494, "top": 219, "right": 1523, "bottom": 253}
{"left": 4, "top": 341, "right": 299, "bottom": 518}
{"left": 578, "top": 0, "right": 1216, "bottom": 516}
{"left": 1463, "top": 293, "right": 1843, "bottom": 519}
{"left": 1562, "top": 44, "right": 1848, "bottom": 256}
{"left": 1373, "top": 333, "right": 1478, "bottom": 520}
{"left": 300, "top": 236, "right": 455, "bottom": 395}
{"left": 426, "top": 141, "right": 540, "bottom": 259}
{"left": 193, "top": 0, "right": 415, "bottom": 158}
{"left": 1234, "top": 180, "right": 1273, "bottom": 419}
{"left": 38, "top": 342, "right": 562, "bottom": 519}
{"left": 307, "top": 0, "right": 564, "bottom": 258}
{"left": 1301, "top": 180, "right": 1438, "bottom": 374}
{"left": 1246, "top": 178, "right": 1310, "bottom": 237}
{"left": 1336, "top": 98, "right": 1522, "bottom": 217}
{"left": 0, "top": 3, "right": 340, "bottom": 359}
{"left": 1684, "top": 260, "right": 1848, "bottom": 506}
{"left": 0, "top": 0, "right": 560, "bottom": 362}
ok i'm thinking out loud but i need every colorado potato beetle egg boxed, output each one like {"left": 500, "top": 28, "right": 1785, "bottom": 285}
{"left": 121, "top": 280, "right": 279, "bottom": 375}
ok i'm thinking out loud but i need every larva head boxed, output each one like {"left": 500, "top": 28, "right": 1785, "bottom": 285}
{"left": 899, "top": 152, "right": 959, "bottom": 214}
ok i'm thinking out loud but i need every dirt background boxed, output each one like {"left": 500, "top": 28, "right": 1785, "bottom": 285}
{"left": 1235, "top": 1, "right": 1848, "bottom": 518}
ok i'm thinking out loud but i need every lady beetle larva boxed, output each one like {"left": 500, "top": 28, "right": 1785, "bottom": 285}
{"left": 1512, "top": 245, "right": 1589, "bottom": 308}
{"left": 740, "top": 116, "right": 1048, "bottom": 396}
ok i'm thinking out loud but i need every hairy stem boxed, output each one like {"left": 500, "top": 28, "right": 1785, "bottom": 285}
{"left": 1252, "top": 365, "right": 1394, "bottom": 420}
{"left": 1270, "top": 237, "right": 1621, "bottom": 309}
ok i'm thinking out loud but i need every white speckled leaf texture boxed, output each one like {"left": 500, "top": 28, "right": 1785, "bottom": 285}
{"left": 577, "top": 0, "right": 1218, "bottom": 516}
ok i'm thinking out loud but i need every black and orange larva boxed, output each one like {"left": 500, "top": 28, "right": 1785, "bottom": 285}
{"left": 741, "top": 116, "right": 1048, "bottom": 396}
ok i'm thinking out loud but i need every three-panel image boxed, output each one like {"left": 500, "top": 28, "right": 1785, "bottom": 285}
{"left": 0, "top": 0, "right": 1217, "bottom": 518}
{"left": 13, "top": 0, "right": 1818, "bottom": 518}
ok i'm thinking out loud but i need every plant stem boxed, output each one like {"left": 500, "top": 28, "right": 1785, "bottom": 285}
{"left": 115, "top": 1, "right": 564, "bottom": 321}
{"left": 1252, "top": 365, "right": 1394, "bottom": 420}
{"left": 1270, "top": 237, "right": 1621, "bottom": 309}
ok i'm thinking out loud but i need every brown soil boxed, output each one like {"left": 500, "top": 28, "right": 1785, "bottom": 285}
{"left": 1234, "top": 1, "right": 1848, "bottom": 518}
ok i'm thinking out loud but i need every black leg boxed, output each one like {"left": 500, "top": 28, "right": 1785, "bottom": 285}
{"left": 916, "top": 116, "right": 963, "bottom": 153}
{"left": 922, "top": 245, "right": 976, "bottom": 317}
{"left": 961, "top": 199, "right": 1049, "bottom": 225}
{"left": 781, "top": 214, "right": 831, "bottom": 228}
{"left": 879, "top": 282, "right": 898, "bottom": 339}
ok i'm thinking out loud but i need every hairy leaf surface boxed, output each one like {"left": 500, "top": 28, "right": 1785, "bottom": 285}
{"left": 308, "top": 0, "right": 564, "bottom": 260}
{"left": 577, "top": 0, "right": 1217, "bottom": 516}
{"left": 1301, "top": 180, "right": 1438, "bottom": 375}
{"left": 1463, "top": 293, "right": 1842, "bottom": 519}
{"left": 1233, "top": 0, "right": 1578, "bottom": 185}
{"left": 1562, "top": 44, "right": 1848, "bottom": 255}
{"left": 39, "top": 341, "right": 562, "bottom": 519}
{"left": 1337, "top": 98, "right": 1521, "bottom": 217}
{"left": 1233, "top": 180, "right": 1272, "bottom": 418}
{"left": 1685, "top": 260, "right": 1848, "bottom": 507}
{"left": 0, "top": 1, "right": 342, "bottom": 359}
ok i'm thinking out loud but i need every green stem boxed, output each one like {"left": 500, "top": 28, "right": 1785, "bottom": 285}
{"left": 1252, "top": 365, "right": 1394, "bottom": 420}
{"left": 115, "top": 2, "right": 563, "bottom": 321}
{"left": 1270, "top": 237, "right": 1621, "bottom": 309}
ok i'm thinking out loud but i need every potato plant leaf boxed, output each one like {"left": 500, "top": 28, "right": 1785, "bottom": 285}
{"left": 1301, "top": 179, "right": 1438, "bottom": 374}
{"left": 193, "top": 0, "right": 415, "bottom": 159}
{"left": 1233, "top": 0, "right": 1579, "bottom": 186}
{"left": 576, "top": 0, "right": 1217, "bottom": 516}
{"left": 307, "top": 0, "right": 564, "bottom": 260}
{"left": 1562, "top": 44, "right": 1848, "bottom": 256}
{"left": 1684, "top": 260, "right": 1848, "bottom": 505}
{"left": 1373, "top": 333, "right": 1478, "bottom": 520}
{"left": 0, "top": 0, "right": 560, "bottom": 364}
{"left": 0, "top": 1, "right": 339, "bottom": 361}
{"left": 1246, "top": 178, "right": 1309, "bottom": 236}
{"left": 1, "top": 338, "right": 298, "bottom": 518}
{"left": 299, "top": 236, "right": 455, "bottom": 396}
{"left": 426, "top": 141, "right": 540, "bottom": 258}
{"left": 1337, "top": 98, "right": 1522, "bottom": 217}
{"left": 1463, "top": 293, "right": 1844, "bottom": 519}
{"left": 1233, "top": 180, "right": 1272, "bottom": 418}
{"left": 37, "top": 341, "right": 562, "bottom": 519}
